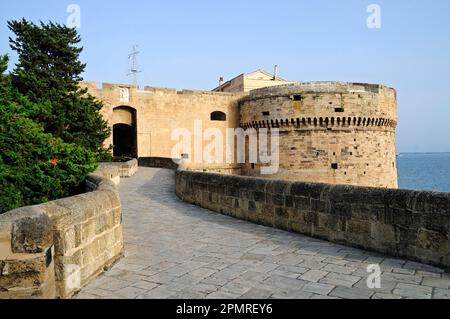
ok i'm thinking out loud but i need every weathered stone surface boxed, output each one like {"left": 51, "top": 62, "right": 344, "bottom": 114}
{"left": 10, "top": 209, "right": 53, "bottom": 254}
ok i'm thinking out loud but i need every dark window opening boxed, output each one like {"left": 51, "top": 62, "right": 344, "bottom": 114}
{"left": 251, "top": 163, "right": 255, "bottom": 170}
{"left": 262, "top": 111, "right": 270, "bottom": 116}
{"left": 335, "top": 107, "right": 345, "bottom": 113}
{"left": 291, "top": 95, "right": 303, "bottom": 101}
{"left": 331, "top": 163, "right": 338, "bottom": 170}
{"left": 211, "top": 111, "right": 226, "bottom": 121}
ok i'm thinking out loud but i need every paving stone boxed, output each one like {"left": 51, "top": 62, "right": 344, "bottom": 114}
{"left": 239, "top": 288, "right": 273, "bottom": 299}
{"left": 73, "top": 292, "right": 99, "bottom": 299}
{"left": 320, "top": 273, "right": 361, "bottom": 288}
{"left": 382, "top": 272, "right": 423, "bottom": 285}
{"left": 302, "top": 282, "right": 335, "bottom": 296}
{"left": 372, "top": 293, "right": 402, "bottom": 299}
{"left": 190, "top": 283, "right": 220, "bottom": 295}
{"left": 393, "top": 283, "right": 433, "bottom": 299}
{"left": 114, "top": 286, "right": 147, "bottom": 298}
{"left": 132, "top": 280, "right": 160, "bottom": 291}
{"left": 220, "top": 281, "right": 253, "bottom": 295}
{"left": 324, "top": 258, "right": 348, "bottom": 266}
{"left": 137, "top": 286, "right": 178, "bottom": 299}
{"left": 238, "top": 271, "right": 268, "bottom": 283}
{"left": 90, "top": 277, "right": 132, "bottom": 291}
{"left": 271, "top": 289, "right": 313, "bottom": 299}
{"left": 322, "top": 264, "right": 356, "bottom": 275}
{"left": 206, "top": 291, "right": 241, "bottom": 299}
{"left": 329, "top": 286, "right": 374, "bottom": 299}
{"left": 309, "top": 294, "right": 341, "bottom": 299}
{"left": 433, "top": 288, "right": 450, "bottom": 299}
{"left": 299, "top": 270, "right": 329, "bottom": 282}
{"left": 263, "top": 275, "right": 307, "bottom": 289}
{"left": 200, "top": 275, "right": 230, "bottom": 287}
{"left": 421, "top": 277, "right": 450, "bottom": 289}
{"left": 416, "top": 270, "right": 442, "bottom": 278}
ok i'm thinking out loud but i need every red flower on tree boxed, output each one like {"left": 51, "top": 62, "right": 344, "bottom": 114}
{"left": 50, "top": 158, "right": 59, "bottom": 167}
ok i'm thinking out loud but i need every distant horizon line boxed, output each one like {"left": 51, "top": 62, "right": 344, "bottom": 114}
{"left": 397, "top": 151, "right": 450, "bottom": 154}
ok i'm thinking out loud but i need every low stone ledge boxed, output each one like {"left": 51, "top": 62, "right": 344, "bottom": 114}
{"left": 139, "top": 157, "right": 179, "bottom": 170}
{"left": 175, "top": 170, "right": 450, "bottom": 271}
{"left": 97, "top": 158, "right": 138, "bottom": 180}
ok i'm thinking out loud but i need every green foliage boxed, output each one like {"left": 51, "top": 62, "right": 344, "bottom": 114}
{"left": 8, "top": 19, "right": 111, "bottom": 158}
{"left": 0, "top": 19, "right": 112, "bottom": 214}
{"left": 0, "top": 56, "right": 97, "bottom": 212}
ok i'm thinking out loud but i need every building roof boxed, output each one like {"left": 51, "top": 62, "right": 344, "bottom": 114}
{"left": 212, "top": 69, "right": 288, "bottom": 92}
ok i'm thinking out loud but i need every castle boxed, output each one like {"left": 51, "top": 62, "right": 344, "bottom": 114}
{"left": 82, "top": 69, "right": 398, "bottom": 189}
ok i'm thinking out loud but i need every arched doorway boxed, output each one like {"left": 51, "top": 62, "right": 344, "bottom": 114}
{"left": 112, "top": 106, "right": 137, "bottom": 158}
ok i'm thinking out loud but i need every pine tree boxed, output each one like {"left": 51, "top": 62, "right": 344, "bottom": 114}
{"left": 0, "top": 54, "right": 97, "bottom": 213}
{"left": 8, "top": 19, "right": 111, "bottom": 159}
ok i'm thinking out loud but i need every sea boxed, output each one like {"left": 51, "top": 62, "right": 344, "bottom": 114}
{"left": 397, "top": 152, "right": 450, "bottom": 193}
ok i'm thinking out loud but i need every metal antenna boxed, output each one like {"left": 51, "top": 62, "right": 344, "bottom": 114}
{"left": 127, "top": 45, "right": 142, "bottom": 86}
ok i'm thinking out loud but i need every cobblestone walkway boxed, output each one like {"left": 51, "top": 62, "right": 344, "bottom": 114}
{"left": 75, "top": 168, "right": 450, "bottom": 299}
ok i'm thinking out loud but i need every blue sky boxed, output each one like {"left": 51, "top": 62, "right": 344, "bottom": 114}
{"left": 1, "top": 0, "right": 449, "bottom": 153}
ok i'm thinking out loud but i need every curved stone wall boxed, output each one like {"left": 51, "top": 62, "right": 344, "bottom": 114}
{"left": 239, "top": 82, "right": 398, "bottom": 188}
{"left": 176, "top": 170, "right": 450, "bottom": 271}
{"left": 0, "top": 162, "right": 136, "bottom": 299}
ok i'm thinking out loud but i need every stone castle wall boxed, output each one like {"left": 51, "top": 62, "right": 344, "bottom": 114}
{"left": 84, "top": 81, "right": 398, "bottom": 188}
{"left": 176, "top": 170, "right": 450, "bottom": 271}
{"left": 82, "top": 82, "right": 244, "bottom": 164}
{"left": 239, "top": 83, "right": 398, "bottom": 188}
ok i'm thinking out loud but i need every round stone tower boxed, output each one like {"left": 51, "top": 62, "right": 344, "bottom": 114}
{"left": 240, "top": 82, "right": 398, "bottom": 188}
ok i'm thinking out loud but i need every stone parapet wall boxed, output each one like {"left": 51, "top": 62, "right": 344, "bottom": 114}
{"left": 0, "top": 162, "right": 135, "bottom": 299}
{"left": 176, "top": 170, "right": 450, "bottom": 271}
{"left": 97, "top": 158, "right": 138, "bottom": 179}
{"left": 138, "top": 157, "right": 180, "bottom": 170}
